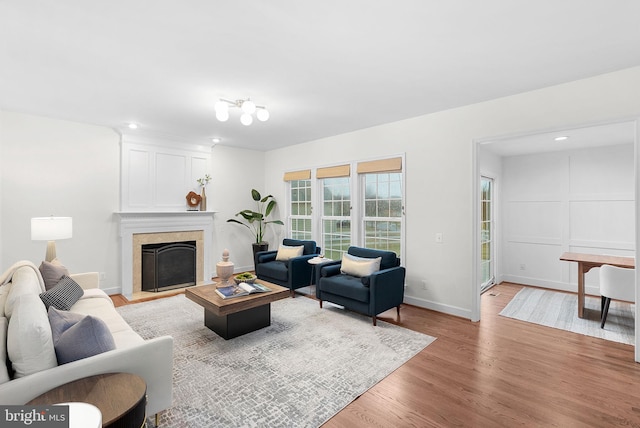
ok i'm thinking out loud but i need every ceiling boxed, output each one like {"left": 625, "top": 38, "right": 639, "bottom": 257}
{"left": 2, "top": 1, "right": 640, "bottom": 151}
{"left": 480, "top": 121, "right": 636, "bottom": 157}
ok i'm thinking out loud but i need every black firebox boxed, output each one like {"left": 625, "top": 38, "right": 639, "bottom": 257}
{"left": 142, "top": 241, "right": 196, "bottom": 292}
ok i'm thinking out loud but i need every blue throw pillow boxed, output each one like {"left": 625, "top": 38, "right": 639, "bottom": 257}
{"left": 48, "top": 307, "right": 115, "bottom": 364}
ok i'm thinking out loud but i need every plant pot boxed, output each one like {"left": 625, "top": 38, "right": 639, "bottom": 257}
{"left": 252, "top": 242, "right": 269, "bottom": 269}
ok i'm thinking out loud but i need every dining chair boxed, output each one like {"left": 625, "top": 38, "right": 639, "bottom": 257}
{"left": 599, "top": 264, "right": 635, "bottom": 328}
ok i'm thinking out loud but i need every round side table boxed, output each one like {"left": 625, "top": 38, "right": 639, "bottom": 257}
{"left": 28, "top": 373, "right": 146, "bottom": 428}
{"left": 308, "top": 256, "right": 333, "bottom": 295}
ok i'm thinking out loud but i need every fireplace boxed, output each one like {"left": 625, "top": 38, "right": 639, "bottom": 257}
{"left": 142, "top": 241, "right": 196, "bottom": 292}
{"left": 118, "top": 212, "right": 214, "bottom": 298}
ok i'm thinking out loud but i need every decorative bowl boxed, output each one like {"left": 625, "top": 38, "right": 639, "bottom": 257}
{"left": 233, "top": 273, "right": 257, "bottom": 284}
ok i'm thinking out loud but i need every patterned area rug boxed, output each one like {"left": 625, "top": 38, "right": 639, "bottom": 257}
{"left": 117, "top": 294, "right": 435, "bottom": 427}
{"left": 499, "top": 287, "right": 635, "bottom": 345}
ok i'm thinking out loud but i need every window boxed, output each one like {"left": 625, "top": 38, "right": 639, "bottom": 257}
{"left": 480, "top": 176, "right": 494, "bottom": 292}
{"left": 321, "top": 177, "right": 351, "bottom": 260}
{"left": 363, "top": 172, "right": 403, "bottom": 257}
{"left": 284, "top": 157, "right": 404, "bottom": 263}
{"left": 289, "top": 179, "right": 312, "bottom": 240}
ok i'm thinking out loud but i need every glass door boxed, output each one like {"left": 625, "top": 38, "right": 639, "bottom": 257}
{"left": 480, "top": 176, "right": 495, "bottom": 293}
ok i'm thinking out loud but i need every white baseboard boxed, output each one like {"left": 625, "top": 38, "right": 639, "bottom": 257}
{"left": 103, "top": 286, "right": 121, "bottom": 296}
{"left": 403, "top": 294, "right": 472, "bottom": 320}
{"left": 501, "top": 275, "right": 600, "bottom": 296}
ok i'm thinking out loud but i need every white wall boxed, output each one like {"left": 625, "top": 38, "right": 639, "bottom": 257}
{"left": 264, "top": 66, "right": 640, "bottom": 319}
{"left": 0, "top": 111, "right": 121, "bottom": 290}
{"left": 2, "top": 66, "right": 640, "bottom": 320}
{"left": 209, "top": 144, "right": 266, "bottom": 272}
{"left": 501, "top": 144, "right": 635, "bottom": 294}
{"left": 0, "top": 112, "right": 266, "bottom": 291}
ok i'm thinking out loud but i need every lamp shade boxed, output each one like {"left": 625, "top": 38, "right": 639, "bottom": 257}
{"left": 31, "top": 217, "right": 73, "bottom": 241}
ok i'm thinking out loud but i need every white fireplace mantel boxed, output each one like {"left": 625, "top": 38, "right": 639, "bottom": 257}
{"left": 117, "top": 211, "right": 215, "bottom": 298}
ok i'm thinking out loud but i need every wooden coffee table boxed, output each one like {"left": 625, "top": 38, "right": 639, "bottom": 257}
{"left": 27, "top": 372, "right": 146, "bottom": 428}
{"left": 185, "top": 279, "right": 289, "bottom": 339}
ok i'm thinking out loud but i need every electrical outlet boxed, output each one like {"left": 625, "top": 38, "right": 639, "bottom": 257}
{"left": 421, "top": 279, "right": 428, "bottom": 290}
{"left": 519, "top": 264, "right": 526, "bottom": 271}
{"left": 99, "top": 272, "right": 106, "bottom": 280}
{"left": 435, "top": 233, "right": 443, "bottom": 243}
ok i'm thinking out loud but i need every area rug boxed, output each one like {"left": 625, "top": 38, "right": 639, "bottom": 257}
{"left": 499, "top": 287, "right": 635, "bottom": 345}
{"left": 116, "top": 294, "right": 436, "bottom": 427}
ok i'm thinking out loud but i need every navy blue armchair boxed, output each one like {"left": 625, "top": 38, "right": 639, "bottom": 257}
{"left": 316, "top": 246, "right": 405, "bottom": 326}
{"left": 255, "top": 239, "right": 321, "bottom": 297}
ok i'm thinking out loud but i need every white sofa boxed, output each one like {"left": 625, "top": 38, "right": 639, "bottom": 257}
{"left": 0, "top": 261, "right": 173, "bottom": 418}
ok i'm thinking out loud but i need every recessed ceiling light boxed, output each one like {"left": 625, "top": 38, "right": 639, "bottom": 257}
{"left": 127, "top": 122, "right": 139, "bottom": 129}
{"left": 554, "top": 136, "right": 569, "bottom": 141}
{"left": 212, "top": 137, "right": 222, "bottom": 144}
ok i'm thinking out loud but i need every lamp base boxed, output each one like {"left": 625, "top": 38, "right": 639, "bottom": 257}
{"left": 45, "top": 241, "right": 57, "bottom": 262}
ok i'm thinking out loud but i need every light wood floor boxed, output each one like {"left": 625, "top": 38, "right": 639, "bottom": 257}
{"left": 112, "top": 282, "right": 640, "bottom": 427}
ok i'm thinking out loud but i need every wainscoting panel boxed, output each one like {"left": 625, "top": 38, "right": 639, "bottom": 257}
{"left": 501, "top": 143, "right": 635, "bottom": 294}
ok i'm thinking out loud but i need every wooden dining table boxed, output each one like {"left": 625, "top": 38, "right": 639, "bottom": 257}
{"left": 559, "top": 252, "right": 635, "bottom": 318}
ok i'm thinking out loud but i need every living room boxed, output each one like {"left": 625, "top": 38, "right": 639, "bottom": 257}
{"left": 2, "top": 1, "right": 640, "bottom": 426}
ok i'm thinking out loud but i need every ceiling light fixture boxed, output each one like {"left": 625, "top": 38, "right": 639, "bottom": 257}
{"left": 214, "top": 98, "right": 269, "bottom": 126}
{"left": 127, "top": 122, "right": 139, "bottom": 129}
{"left": 212, "top": 137, "right": 222, "bottom": 144}
{"left": 554, "top": 136, "right": 569, "bottom": 141}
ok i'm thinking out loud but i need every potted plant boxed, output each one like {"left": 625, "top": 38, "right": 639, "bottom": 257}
{"left": 227, "top": 189, "right": 284, "bottom": 262}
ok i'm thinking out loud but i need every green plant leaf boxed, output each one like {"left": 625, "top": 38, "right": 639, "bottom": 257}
{"left": 265, "top": 200, "right": 276, "bottom": 217}
{"left": 227, "top": 189, "right": 283, "bottom": 244}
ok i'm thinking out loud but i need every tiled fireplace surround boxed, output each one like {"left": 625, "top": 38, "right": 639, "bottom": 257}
{"left": 118, "top": 212, "right": 214, "bottom": 298}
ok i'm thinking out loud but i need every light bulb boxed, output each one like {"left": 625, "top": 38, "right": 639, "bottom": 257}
{"left": 215, "top": 100, "right": 229, "bottom": 113}
{"left": 256, "top": 108, "right": 270, "bottom": 122}
{"left": 241, "top": 100, "right": 256, "bottom": 115}
{"left": 216, "top": 110, "right": 229, "bottom": 122}
{"left": 240, "top": 113, "right": 253, "bottom": 126}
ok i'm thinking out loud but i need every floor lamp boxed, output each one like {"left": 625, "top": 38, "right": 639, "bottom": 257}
{"left": 31, "top": 216, "right": 73, "bottom": 262}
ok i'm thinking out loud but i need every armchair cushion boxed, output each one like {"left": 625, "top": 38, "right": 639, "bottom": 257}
{"left": 256, "top": 251, "right": 277, "bottom": 264}
{"left": 320, "top": 264, "right": 342, "bottom": 278}
{"left": 340, "top": 253, "right": 381, "bottom": 278}
{"left": 257, "top": 260, "right": 288, "bottom": 282}
{"left": 276, "top": 245, "right": 304, "bottom": 261}
{"left": 318, "top": 274, "right": 370, "bottom": 303}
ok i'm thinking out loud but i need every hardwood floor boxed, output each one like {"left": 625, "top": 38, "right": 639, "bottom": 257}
{"left": 323, "top": 282, "right": 640, "bottom": 427}
{"left": 113, "top": 282, "right": 640, "bottom": 427}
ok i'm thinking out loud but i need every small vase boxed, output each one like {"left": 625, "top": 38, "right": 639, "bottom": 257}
{"left": 216, "top": 249, "right": 234, "bottom": 285}
{"left": 200, "top": 187, "right": 207, "bottom": 211}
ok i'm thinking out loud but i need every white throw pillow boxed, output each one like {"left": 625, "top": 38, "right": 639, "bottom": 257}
{"left": 0, "top": 317, "right": 9, "bottom": 383}
{"left": 276, "top": 245, "right": 304, "bottom": 261}
{"left": 7, "top": 294, "right": 57, "bottom": 378}
{"left": 340, "top": 253, "right": 382, "bottom": 278}
{"left": 5, "top": 267, "right": 44, "bottom": 319}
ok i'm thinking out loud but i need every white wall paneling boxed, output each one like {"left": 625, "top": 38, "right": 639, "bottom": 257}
{"left": 120, "top": 134, "right": 212, "bottom": 212}
{"left": 501, "top": 143, "right": 635, "bottom": 295}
